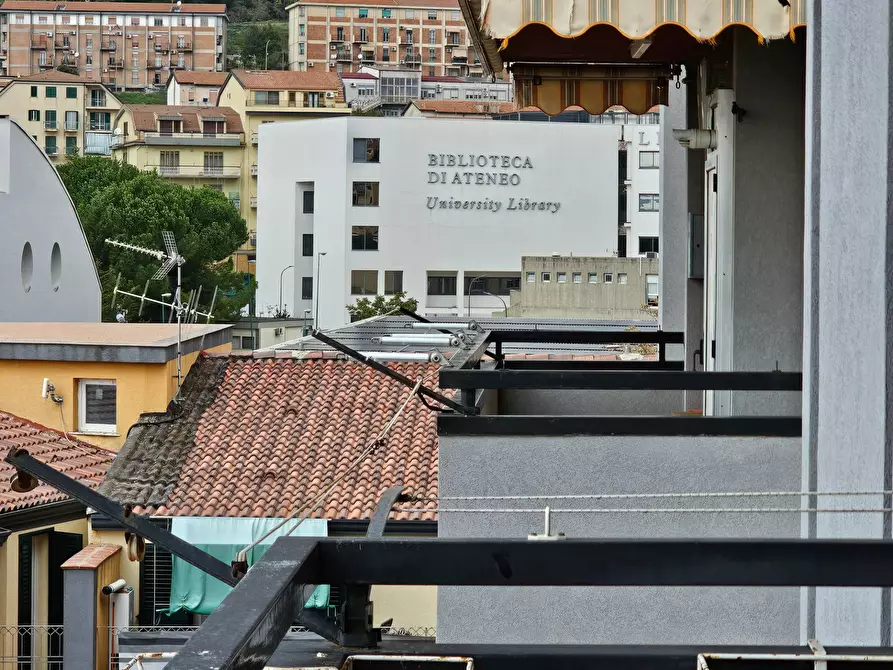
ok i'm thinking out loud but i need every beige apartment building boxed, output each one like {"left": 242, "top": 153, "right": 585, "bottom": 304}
{"left": 287, "top": 0, "right": 482, "bottom": 78}
{"left": 0, "top": 69, "right": 120, "bottom": 159}
{"left": 0, "top": 1, "right": 227, "bottom": 90}
{"left": 165, "top": 68, "right": 226, "bottom": 105}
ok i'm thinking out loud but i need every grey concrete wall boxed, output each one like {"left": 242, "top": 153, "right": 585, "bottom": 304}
{"left": 730, "top": 35, "right": 805, "bottom": 416}
{"left": 63, "top": 569, "right": 96, "bottom": 669}
{"left": 803, "top": 0, "right": 893, "bottom": 646}
{"left": 500, "top": 389, "right": 684, "bottom": 416}
{"left": 438, "top": 434, "right": 801, "bottom": 645}
{"left": 0, "top": 117, "right": 102, "bottom": 322}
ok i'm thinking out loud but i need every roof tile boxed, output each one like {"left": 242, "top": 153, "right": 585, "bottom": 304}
{"left": 410, "top": 99, "right": 516, "bottom": 115}
{"left": 0, "top": 1, "right": 225, "bottom": 14}
{"left": 123, "top": 104, "right": 243, "bottom": 133}
{"left": 231, "top": 69, "right": 343, "bottom": 94}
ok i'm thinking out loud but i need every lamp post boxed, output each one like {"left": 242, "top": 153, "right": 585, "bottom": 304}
{"left": 482, "top": 290, "right": 508, "bottom": 318}
{"left": 302, "top": 308, "right": 312, "bottom": 337}
{"left": 278, "top": 265, "right": 294, "bottom": 316}
{"left": 466, "top": 274, "right": 491, "bottom": 317}
{"left": 315, "top": 252, "right": 327, "bottom": 328}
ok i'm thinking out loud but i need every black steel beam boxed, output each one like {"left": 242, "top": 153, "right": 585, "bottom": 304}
{"left": 439, "top": 370, "right": 803, "bottom": 391}
{"left": 448, "top": 329, "right": 493, "bottom": 370}
{"left": 164, "top": 537, "right": 320, "bottom": 670}
{"left": 502, "top": 360, "right": 685, "bottom": 371}
{"left": 5, "top": 449, "right": 237, "bottom": 587}
{"left": 488, "top": 330, "right": 684, "bottom": 344}
{"left": 309, "top": 538, "right": 893, "bottom": 587}
{"left": 438, "top": 415, "right": 802, "bottom": 437}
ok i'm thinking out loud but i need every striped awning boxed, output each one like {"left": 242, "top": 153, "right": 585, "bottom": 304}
{"left": 461, "top": 0, "right": 807, "bottom": 74}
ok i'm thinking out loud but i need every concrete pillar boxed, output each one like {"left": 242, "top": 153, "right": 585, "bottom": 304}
{"left": 803, "top": 0, "right": 893, "bottom": 646}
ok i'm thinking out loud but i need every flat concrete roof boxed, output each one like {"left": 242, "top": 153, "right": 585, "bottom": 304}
{"left": 0, "top": 323, "right": 232, "bottom": 363}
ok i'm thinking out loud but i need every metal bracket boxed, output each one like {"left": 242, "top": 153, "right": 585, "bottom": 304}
{"left": 367, "top": 485, "right": 408, "bottom": 539}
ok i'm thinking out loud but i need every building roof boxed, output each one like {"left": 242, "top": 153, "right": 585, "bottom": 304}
{"left": 340, "top": 72, "right": 377, "bottom": 80}
{"left": 407, "top": 99, "right": 516, "bottom": 115}
{"left": 0, "top": 412, "right": 115, "bottom": 514}
{"left": 16, "top": 70, "right": 92, "bottom": 83}
{"left": 0, "top": 322, "right": 232, "bottom": 363}
{"left": 421, "top": 75, "right": 465, "bottom": 83}
{"left": 100, "top": 354, "right": 441, "bottom": 520}
{"left": 229, "top": 69, "right": 343, "bottom": 92}
{"left": 0, "top": 1, "right": 226, "bottom": 14}
{"left": 288, "top": 0, "right": 458, "bottom": 8}
{"left": 123, "top": 104, "right": 244, "bottom": 133}
{"left": 170, "top": 71, "right": 228, "bottom": 87}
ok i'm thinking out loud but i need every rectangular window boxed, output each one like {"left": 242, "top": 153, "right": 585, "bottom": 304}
{"left": 618, "top": 272, "right": 628, "bottom": 285}
{"left": 45, "top": 86, "right": 56, "bottom": 98}
{"left": 353, "top": 138, "right": 380, "bottom": 162}
{"left": 429, "top": 29, "right": 435, "bottom": 43}
{"left": 336, "top": 26, "right": 344, "bottom": 40}
{"left": 639, "top": 193, "right": 660, "bottom": 212}
{"left": 526, "top": 272, "right": 535, "bottom": 283}
{"left": 38, "top": 15, "right": 47, "bottom": 24}
{"left": 61, "top": 15, "right": 70, "bottom": 23}
{"left": 154, "top": 16, "right": 163, "bottom": 26}
{"left": 429, "top": 47, "right": 436, "bottom": 61}
{"left": 254, "top": 90, "right": 279, "bottom": 105}
{"left": 131, "top": 69, "right": 139, "bottom": 85}
{"left": 45, "top": 136, "right": 57, "bottom": 155}
{"left": 86, "top": 16, "right": 94, "bottom": 24}
{"left": 86, "top": 54, "right": 93, "bottom": 65}
{"left": 451, "top": 10, "right": 461, "bottom": 20}
{"left": 65, "top": 135, "right": 78, "bottom": 156}
{"left": 65, "top": 86, "right": 77, "bottom": 99}
{"left": 199, "top": 17, "right": 208, "bottom": 26}
{"left": 405, "top": 29, "right": 413, "bottom": 43}
{"left": 302, "top": 190, "right": 314, "bottom": 213}
{"left": 130, "top": 17, "right": 139, "bottom": 26}
{"left": 299, "top": 24, "right": 305, "bottom": 36}
{"left": 78, "top": 379, "right": 117, "bottom": 433}
{"left": 86, "top": 36, "right": 94, "bottom": 48}
{"left": 335, "top": 7, "right": 345, "bottom": 17}
{"left": 638, "top": 236, "right": 660, "bottom": 254}
{"left": 427, "top": 275, "right": 457, "bottom": 296}
{"left": 301, "top": 276, "right": 313, "bottom": 300}
{"left": 302, "top": 234, "right": 313, "bottom": 257}
{"left": 352, "top": 181, "right": 379, "bottom": 206}
{"left": 382, "top": 9, "right": 391, "bottom": 18}
{"left": 359, "top": 27, "right": 367, "bottom": 41}
{"left": 639, "top": 150, "right": 659, "bottom": 169}
{"left": 557, "top": 272, "right": 567, "bottom": 283}
{"left": 30, "top": 85, "right": 38, "bottom": 98}
{"left": 384, "top": 270, "right": 403, "bottom": 295}
{"left": 405, "top": 9, "right": 415, "bottom": 19}
{"left": 351, "top": 226, "right": 379, "bottom": 251}
{"left": 28, "top": 110, "right": 40, "bottom": 121}
{"left": 64, "top": 110, "right": 78, "bottom": 131}
{"left": 203, "top": 151, "right": 223, "bottom": 176}
{"left": 358, "top": 8, "right": 368, "bottom": 18}
{"left": 588, "top": 273, "right": 598, "bottom": 284}
{"left": 45, "top": 110, "right": 57, "bottom": 129}
{"left": 89, "top": 111, "right": 111, "bottom": 130}
{"left": 572, "top": 272, "right": 582, "bottom": 283}
{"left": 299, "top": 42, "right": 305, "bottom": 55}
{"left": 604, "top": 273, "right": 614, "bottom": 283}
{"left": 351, "top": 270, "right": 378, "bottom": 295}
{"left": 646, "top": 274, "right": 659, "bottom": 300}
{"left": 159, "top": 150, "right": 179, "bottom": 175}
{"left": 177, "top": 54, "right": 185, "bottom": 68}
{"left": 427, "top": 9, "right": 437, "bottom": 19}
{"left": 541, "top": 272, "right": 551, "bottom": 283}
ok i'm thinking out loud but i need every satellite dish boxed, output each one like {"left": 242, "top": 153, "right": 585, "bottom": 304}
{"left": 176, "top": 1, "right": 182, "bottom": 5}
{"left": 73, "top": 51, "right": 79, "bottom": 57}
{"left": 113, "top": 127, "right": 123, "bottom": 135}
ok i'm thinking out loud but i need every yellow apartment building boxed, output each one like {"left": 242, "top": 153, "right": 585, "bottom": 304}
{"left": 0, "top": 322, "right": 231, "bottom": 451}
{"left": 217, "top": 69, "right": 350, "bottom": 272}
{"left": 0, "top": 69, "right": 120, "bottom": 160}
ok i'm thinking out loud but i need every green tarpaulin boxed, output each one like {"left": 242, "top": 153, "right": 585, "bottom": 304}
{"left": 166, "top": 517, "right": 329, "bottom": 616}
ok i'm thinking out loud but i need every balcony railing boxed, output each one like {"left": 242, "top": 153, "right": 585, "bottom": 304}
{"left": 89, "top": 96, "right": 109, "bottom": 108}
{"left": 44, "top": 120, "right": 57, "bottom": 130}
{"left": 334, "top": 48, "right": 352, "bottom": 61}
{"left": 142, "top": 131, "right": 243, "bottom": 146}
{"left": 107, "top": 56, "right": 124, "bottom": 67}
{"left": 176, "top": 40, "right": 192, "bottom": 51}
{"left": 101, "top": 40, "right": 117, "bottom": 51}
{"left": 155, "top": 165, "right": 241, "bottom": 178}
{"left": 65, "top": 121, "right": 79, "bottom": 131}
{"left": 45, "top": 146, "right": 58, "bottom": 156}
{"left": 30, "top": 35, "right": 48, "bottom": 49}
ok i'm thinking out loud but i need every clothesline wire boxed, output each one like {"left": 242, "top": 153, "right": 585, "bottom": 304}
{"left": 404, "top": 490, "right": 893, "bottom": 503}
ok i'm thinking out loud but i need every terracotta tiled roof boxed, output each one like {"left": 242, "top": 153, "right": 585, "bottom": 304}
{"left": 18, "top": 70, "right": 90, "bottom": 83}
{"left": 171, "top": 71, "right": 228, "bottom": 86}
{"left": 231, "top": 69, "right": 343, "bottom": 92}
{"left": 61, "top": 544, "right": 120, "bottom": 570}
{"left": 421, "top": 75, "right": 464, "bottom": 83}
{"left": 0, "top": 412, "right": 115, "bottom": 514}
{"left": 292, "top": 0, "right": 458, "bottom": 7}
{"left": 0, "top": 1, "right": 226, "bottom": 14}
{"left": 101, "top": 354, "right": 442, "bottom": 520}
{"left": 409, "top": 99, "right": 516, "bottom": 115}
{"left": 340, "top": 72, "right": 377, "bottom": 80}
{"left": 124, "top": 104, "right": 244, "bottom": 133}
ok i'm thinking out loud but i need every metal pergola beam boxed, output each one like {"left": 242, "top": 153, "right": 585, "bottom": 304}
{"left": 438, "top": 370, "right": 803, "bottom": 390}
{"left": 486, "top": 330, "right": 684, "bottom": 344}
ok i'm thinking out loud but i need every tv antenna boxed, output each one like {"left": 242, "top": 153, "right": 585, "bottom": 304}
{"left": 106, "top": 232, "right": 217, "bottom": 401}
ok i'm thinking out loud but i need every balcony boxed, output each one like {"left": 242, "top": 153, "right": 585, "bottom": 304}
{"left": 154, "top": 42, "right": 171, "bottom": 53}
{"left": 330, "top": 35, "right": 346, "bottom": 44}
{"left": 31, "top": 35, "right": 48, "bottom": 49}
{"left": 250, "top": 164, "right": 258, "bottom": 176}
{"left": 176, "top": 40, "right": 192, "bottom": 51}
{"left": 142, "top": 131, "right": 243, "bottom": 147}
{"left": 353, "top": 33, "right": 369, "bottom": 43}
{"left": 403, "top": 51, "right": 422, "bottom": 65}
{"left": 44, "top": 120, "right": 58, "bottom": 131}
{"left": 147, "top": 59, "right": 163, "bottom": 69}
{"left": 249, "top": 196, "right": 258, "bottom": 208}
{"left": 334, "top": 48, "right": 352, "bottom": 62}
{"left": 89, "top": 95, "right": 110, "bottom": 108}
{"left": 107, "top": 56, "right": 124, "bottom": 67}
{"left": 155, "top": 165, "right": 241, "bottom": 178}
{"left": 54, "top": 38, "right": 72, "bottom": 50}
{"left": 100, "top": 40, "right": 117, "bottom": 51}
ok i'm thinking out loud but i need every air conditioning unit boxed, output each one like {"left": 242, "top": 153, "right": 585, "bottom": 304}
{"left": 46, "top": 31, "right": 53, "bottom": 36}
{"left": 646, "top": 251, "right": 658, "bottom": 259}
{"left": 325, "top": 91, "right": 334, "bottom": 98}
{"left": 274, "top": 327, "right": 284, "bottom": 336}
{"left": 103, "top": 67, "right": 108, "bottom": 72}
{"left": 69, "top": 30, "right": 76, "bottom": 35}
{"left": 436, "top": 84, "right": 442, "bottom": 92}
{"left": 330, "top": 44, "right": 336, "bottom": 50}
{"left": 446, "top": 47, "right": 451, "bottom": 52}
{"left": 391, "top": 46, "right": 396, "bottom": 52}
{"left": 115, "top": 30, "right": 123, "bottom": 35}
{"left": 399, "top": 59, "right": 405, "bottom": 64}
{"left": 149, "top": 34, "right": 154, "bottom": 39}
{"left": 307, "top": 61, "right": 313, "bottom": 67}
{"left": 350, "top": 82, "right": 356, "bottom": 87}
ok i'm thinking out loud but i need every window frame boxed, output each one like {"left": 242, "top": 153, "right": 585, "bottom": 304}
{"left": 351, "top": 225, "right": 379, "bottom": 251}
{"left": 588, "top": 273, "right": 599, "bottom": 284}
{"left": 77, "top": 379, "right": 117, "bottom": 434}
{"left": 301, "top": 276, "right": 313, "bottom": 300}
{"left": 526, "top": 272, "right": 535, "bottom": 283}
{"left": 639, "top": 150, "right": 659, "bottom": 169}
{"left": 572, "top": 272, "right": 582, "bottom": 284}
{"left": 381, "top": 8, "right": 391, "bottom": 18}
{"left": 604, "top": 272, "right": 614, "bottom": 284}
{"left": 557, "top": 272, "right": 567, "bottom": 283}
{"left": 638, "top": 193, "right": 660, "bottom": 212}
{"left": 618, "top": 272, "right": 628, "bottom": 285}
{"left": 27, "top": 110, "right": 40, "bottom": 122}
{"left": 334, "top": 7, "right": 345, "bottom": 17}
{"left": 358, "top": 8, "right": 368, "bottom": 18}
{"left": 352, "top": 137, "right": 380, "bottom": 163}
{"left": 427, "top": 9, "right": 437, "bottom": 19}
{"left": 302, "top": 233, "right": 313, "bottom": 257}
{"left": 45, "top": 86, "right": 56, "bottom": 98}
{"left": 30, "top": 86, "right": 38, "bottom": 98}
{"left": 427, "top": 275, "right": 457, "bottom": 296}
{"left": 352, "top": 181, "right": 379, "bottom": 207}
{"left": 302, "top": 190, "right": 314, "bottom": 214}
{"left": 541, "top": 272, "right": 551, "bottom": 283}
{"left": 638, "top": 236, "right": 660, "bottom": 254}
{"left": 384, "top": 270, "right": 403, "bottom": 295}
{"left": 351, "top": 270, "right": 378, "bottom": 295}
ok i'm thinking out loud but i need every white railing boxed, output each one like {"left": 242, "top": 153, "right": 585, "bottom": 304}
{"left": 0, "top": 625, "right": 64, "bottom": 669}
{"left": 143, "top": 131, "right": 242, "bottom": 143}
{"left": 351, "top": 95, "right": 381, "bottom": 113}
{"left": 155, "top": 165, "right": 241, "bottom": 178}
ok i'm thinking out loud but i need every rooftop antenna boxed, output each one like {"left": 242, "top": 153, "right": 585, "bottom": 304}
{"left": 106, "top": 232, "right": 215, "bottom": 401}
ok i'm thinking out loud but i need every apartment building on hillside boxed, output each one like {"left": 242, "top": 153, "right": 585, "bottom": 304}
{"left": 0, "top": 69, "right": 120, "bottom": 159}
{"left": 0, "top": 1, "right": 227, "bottom": 90}
{"left": 287, "top": 0, "right": 483, "bottom": 78}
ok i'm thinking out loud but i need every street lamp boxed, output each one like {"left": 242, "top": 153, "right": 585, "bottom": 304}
{"left": 315, "top": 252, "right": 327, "bottom": 328}
{"left": 466, "top": 274, "right": 491, "bottom": 317}
{"left": 302, "top": 308, "right": 312, "bottom": 336}
{"left": 278, "top": 265, "right": 294, "bottom": 316}
{"left": 161, "top": 292, "right": 172, "bottom": 323}
{"left": 482, "top": 290, "right": 508, "bottom": 318}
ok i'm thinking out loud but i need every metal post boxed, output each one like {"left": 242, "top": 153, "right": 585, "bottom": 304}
{"left": 278, "top": 264, "right": 294, "bottom": 315}
{"left": 315, "top": 251, "right": 326, "bottom": 328}
{"left": 176, "top": 262, "right": 182, "bottom": 399}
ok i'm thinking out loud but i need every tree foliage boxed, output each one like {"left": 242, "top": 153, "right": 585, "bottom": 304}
{"left": 57, "top": 63, "right": 80, "bottom": 76}
{"left": 346, "top": 292, "right": 419, "bottom": 322}
{"left": 229, "top": 22, "right": 288, "bottom": 68}
{"left": 58, "top": 156, "right": 254, "bottom": 322}
{"left": 114, "top": 91, "right": 166, "bottom": 104}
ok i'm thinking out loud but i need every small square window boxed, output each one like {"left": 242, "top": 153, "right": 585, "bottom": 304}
{"left": 451, "top": 10, "right": 461, "bottom": 20}
{"left": 335, "top": 7, "right": 345, "bottom": 17}
{"left": 588, "top": 273, "right": 598, "bottom": 284}
{"left": 618, "top": 273, "right": 628, "bottom": 284}
{"left": 381, "top": 8, "right": 391, "bottom": 18}
{"left": 604, "top": 273, "right": 614, "bottom": 284}
{"left": 384, "top": 270, "right": 403, "bottom": 295}
{"left": 78, "top": 379, "right": 117, "bottom": 434}
{"left": 541, "top": 272, "right": 551, "bottom": 283}
{"left": 351, "top": 270, "right": 378, "bottom": 295}
{"left": 358, "top": 8, "right": 368, "bottom": 18}
{"left": 351, "top": 225, "right": 379, "bottom": 251}
{"left": 45, "top": 86, "right": 56, "bottom": 98}
{"left": 352, "top": 181, "right": 379, "bottom": 207}
{"left": 66, "top": 86, "right": 77, "bottom": 99}
{"left": 526, "top": 272, "right": 535, "bottom": 283}
{"left": 27, "top": 110, "right": 40, "bottom": 122}
{"left": 353, "top": 137, "right": 380, "bottom": 163}
{"left": 557, "top": 272, "right": 567, "bottom": 283}
{"left": 572, "top": 272, "right": 582, "bottom": 283}
{"left": 427, "top": 9, "right": 437, "bottom": 19}
{"left": 639, "top": 193, "right": 660, "bottom": 212}
{"left": 639, "top": 150, "right": 659, "bottom": 169}
{"left": 405, "top": 9, "right": 415, "bottom": 19}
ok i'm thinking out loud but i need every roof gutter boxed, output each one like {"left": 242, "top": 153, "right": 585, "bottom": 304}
{"left": 459, "top": 0, "right": 498, "bottom": 77}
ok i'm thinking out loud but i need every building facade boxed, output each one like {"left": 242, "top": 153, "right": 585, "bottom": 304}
{"left": 0, "top": 70, "right": 120, "bottom": 160}
{"left": 165, "top": 69, "right": 226, "bottom": 105}
{"left": 0, "top": 1, "right": 227, "bottom": 90}
{"left": 403, "top": 99, "right": 515, "bottom": 118}
{"left": 287, "top": 0, "right": 482, "bottom": 78}
{"left": 256, "top": 115, "right": 660, "bottom": 327}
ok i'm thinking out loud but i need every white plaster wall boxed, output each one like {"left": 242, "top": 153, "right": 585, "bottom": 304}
{"left": 628, "top": 123, "right": 661, "bottom": 254}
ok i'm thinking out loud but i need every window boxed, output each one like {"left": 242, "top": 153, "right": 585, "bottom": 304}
{"left": 639, "top": 150, "right": 659, "bottom": 169}
{"left": 639, "top": 193, "right": 660, "bottom": 212}
{"left": 359, "top": 27, "right": 367, "bottom": 41}
{"left": 382, "top": 47, "right": 390, "bottom": 61}
{"left": 78, "top": 379, "right": 117, "bottom": 434}
{"left": 427, "top": 275, "right": 456, "bottom": 296}
{"left": 405, "top": 29, "right": 413, "bottom": 43}
{"left": 159, "top": 151, "right": 180, "bottom": 175}
{"left": 65, "top": 110, "right": 78, "bottom": 131}
{"left": 588, "top": 272, "right": 598, "bottom": 284}
{"left": 381, "top": 8, "right": 391, "bottom": 18}
{"left": 38, "top": 15, "right": 47, "bottom": 24}
{"left": 352, "top": 182, "right": 379, "bottom": 206}
{"left": 526, "top": 272, "right": 535, "bottom": 283}
{"left": 464, "top": 276, "right": 520, "bottom": 295}
{"left": 131, "top": 69, "right": 139, "bottom": 85}
{"left": 405, "top": 9, "right": 415, "bottom": 19}
{"left": 28, "top": 110, "right": 40, "bottom": 122}
{"left": 45, "top": 136, "right": 57, "bottom": 155}
{"left": 299, "top": 24, "right": 305, "bottom": 36}
{"left": 306, "top": 91, "right": 321, "bottom": 107}
{"left": 254, "top": 90, "right": 279, "bottom": 105}
{"left": 302, "top": 190, "right": 314, "bottom": 213}
{"left": 557, "top": 272, "right": 567, "bottom": 283}
{"left": 572, "top": 272, "right": 582, "bottom": 283}
{"left": 301, "top": 277, "right": 313, "bottom": 300}
{"left": 45, "top": 110, "right": 57, "bottom": 129}
{"left": 353, "top": 138, "right": 380, "bottom": 163}
{"left": 427, "top": 9, "right": 437, "bottom": 19}
{"left": 351, "top": 226, "right": 379, "bottom": 251}
{"left": 45, "top": 86, "right": 56, "bottom": 98}
{"left": 302, "top": 234, "right": 313, "bottom": 257}
{"left": 65, "top": 86, "right": 77, "bottom": 99}
{"left": 336, "top": 25, "right": 345, "bottom": 40}
{"left": 618, "top": 273, "right": 628, "bottom": 285}
{"left": 154, "top": 16, "right": 163, "bottom": 26}
{"left": 451, "top": 10, "right": 461, "bottom": 20}
{"left": 429, "top": 47, "right": 436, "bottom": 61}
{"left": 89, "top": 112, "right": 111, "bottom": 130}
{"left": 429, "top": 28, "right": 435, "bottom": 43}
{"left": 61, "top": 15, "right": 70, "bottom": 23}
{"left": 86, "top": 54, "right": 93, "bottom": 65}
{"left": 85, "top": 16, "right": 94, "bottom": 24}
{"left": 86, "top": 36, "right": 94, "bottom": 48}
{"left": 199, "top": 17, "right": 208, "bottom": 26}
{"left": 177, "top": 54, "right": 184, "bottom": 68}
{"left": 179, "top": 17, "right": 186, "bottom": 26}
{"left": 30, "top": 85, "right": 38, "bottom": 98}
{"left": 65, "top": 135, "right": 78, "bottom": 156}
{"left": 203, "top": 151, "right": 223, "bottom": 176}
{"left": 541, "top": 272, "right": 551, "bottom": 283}
{"left": 604, "top": 273, "right": 613, "bottom": 283}
{"left": 335, "top": 7, "right": 345, "bottom": 17}
{"left": 646, "top": 274, "right": 659, "bottom": 301}
{"left": 130, "top": 17, "right": 139, "bottom": 26}
{"left": 384, "top": 270, "right": 403, "bottom": 295}
{"left": 358, "top": 8, "right": 368, "bottom": 18}
{"left": 638, "top": 236, "right": 660, "bottom": 254}
{"left": 351, "top": 270, "right": 378, "bottom": 295}
{"left": 428, "top": 67, "right": 435, "bottom": 76}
